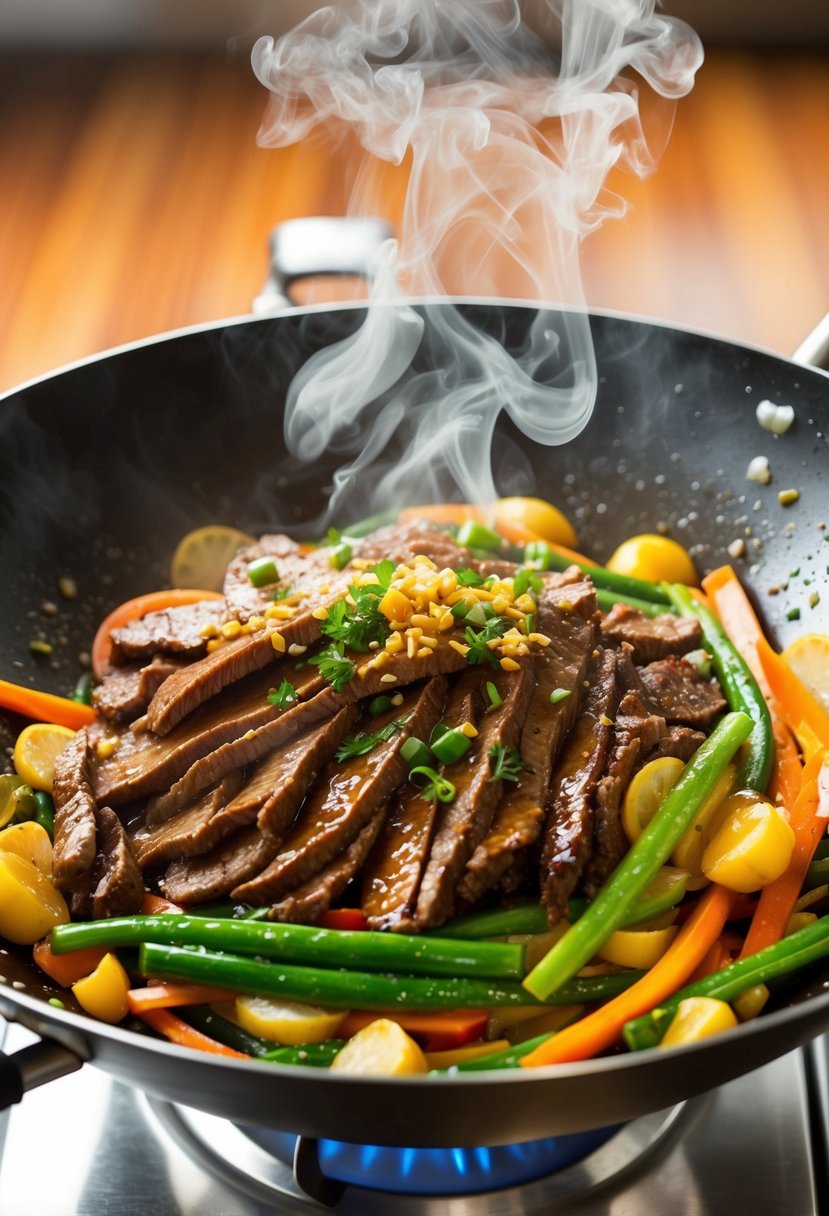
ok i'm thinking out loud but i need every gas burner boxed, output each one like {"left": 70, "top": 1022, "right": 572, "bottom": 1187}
{"left": 148, "top": 1096, "right": 691, "bottom": 1213}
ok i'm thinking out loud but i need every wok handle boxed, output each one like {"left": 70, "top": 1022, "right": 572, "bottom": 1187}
{"left": 0, "top": 1038, "right": 83, "bottom": 1111}
{"left": 252, "top": 216, "right": 394, "bottom": 312}
{"left": 792, "top": 311, "right": 829, "bottom": 371}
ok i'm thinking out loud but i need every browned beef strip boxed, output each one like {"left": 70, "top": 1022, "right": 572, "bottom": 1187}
{"left": 539, "top": 647, "right": 621, "bottom": 923}
{"left": 109, "top": 600, "right": 227, "bottom": 666}
{"left": 651, "top": 724, "right": 707, "bottom": 761}
{"left": 601, "top": 604, "right": 702, "bottom": 664}
{"left": 92, "top": 656, "right": 185, "bottom": 723}
{"left": 130, "top": 771, "right": 246, "bottom": 870}
{"left": 223, "top": 535, "right": 314, "bottom": 621}
{"left": 232, "top": 678, "right": 447, "bottom": 906}
{"left": 415, "top": 663, "right": 535, "bottom": 928}
{"left": 457, "top": 575, "right": 600, "bottom": 906}
{"left": 89, "top": 807, "right": 144, "bottom": 918}
{"left": 581, "top": 692, "right": 668, "bottom": 897}
{"left": 92, "top": 666, "right": 323, "bottom": 807}
{"left": 268, "top": 812, "right": 387, "bottom": 925}
{"left": 353, "top": 521, "right": 473, "bottom": 569}
{"left": 52, "top": 729, "right": 98, "bottom": 882}
{"left": 158, "top": 708, "right": 358, "bottom": 904}
{"left": 638, "top": 657, "right": 727, "bottom": 728}
{"left": 362, "top": 668, "right": 487, "bottom": 930}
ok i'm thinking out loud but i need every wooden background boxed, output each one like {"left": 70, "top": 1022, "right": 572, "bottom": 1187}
{"left": 0, "top": 48, "right": 827, "bottom": 394}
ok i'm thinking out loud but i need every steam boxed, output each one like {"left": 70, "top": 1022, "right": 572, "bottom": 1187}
{"left": 252, "top": 0, "right": 702, "bottom": 519}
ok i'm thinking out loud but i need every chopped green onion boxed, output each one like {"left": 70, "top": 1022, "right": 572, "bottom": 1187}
{"left": 549, "top": 688, "right": 572, "bottom": 706}
{"left": 465, "top": 602, "right": 492, "bottom": 627}
{"left": 72, "top": 672, "right": 93, "bottom": 706}
{"left": 409, "top": 765, "right": 456, "bottom": 803}
{"left": 29, "top": 640, "right": 53, "bottom": 657}
{"left": 429, "top": 723, "right": 449, "bottom": 745}
{"left": 34, "top": 791, "right": 55, "bottom": 838}
{"left": 368, "top": 695, "right": 393, "bottom": 717}
{"left": 400, "top": 737, "right": 433, "bottom": 769}
{"left": 513, "top": 567, "right": 544, "bottom": 596}
{"left": 451, "top": 601, "right": 471, "bottom": 619}
{"left": 431, "top": 726, "right": 474, "bottom": 765}
{"left": 523, "top": 613, "right": 536, "bottom": 635}
{"left": 488, "top": 744, "right": 525, "bottom": 783}
{"left": 247, "top": 556, "right": 279, "bottom": 588}
{"left": 329, "top": 542, "right": 353, "bottom": 571}
{"left": 456, "top": 520, "right": 503, "bottom": 553}
{"left": 524, "top": 540, "right": 554, "bottom": 571}
{"left": 486, "top": 681, "right": 503, "bottom": 710}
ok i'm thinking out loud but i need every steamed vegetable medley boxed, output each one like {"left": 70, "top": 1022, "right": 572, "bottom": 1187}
{"left": 1, "top": 496, "right": 828, "bottom": 1076}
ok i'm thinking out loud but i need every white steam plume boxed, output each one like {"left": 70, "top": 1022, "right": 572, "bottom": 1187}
{"left": 252, "top": 0, "right": 702, "bottom": 519}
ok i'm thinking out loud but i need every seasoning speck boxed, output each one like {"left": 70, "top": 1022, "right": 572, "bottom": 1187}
{"left": 727, "top": 539, "right": 746, "bottom": 559}
{"left": 778, "top": 489, "right": 800, "bottom": 507}
{"left": 746, "top": 455, "right": 771, "bottom": 484}
{"left": 809, "top": 591, "right": 821, "bottom": 609}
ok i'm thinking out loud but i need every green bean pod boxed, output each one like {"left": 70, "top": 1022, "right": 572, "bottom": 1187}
{"left": 525, "top": 545, "right": 671, "bottom": 606}
{"left": 522, "top": 711, "right": 753, "bottom": 1001}
{"left": 137, "top": 943, "right": 643, "bottom": 1010}
{"left": 51, "top": 915, "right": 526, "bottom": 980}
{"left": 665, "top": 583, "right": 773, "bottom": 792}
{"left": 623, "top": 914, "right": 829, "bottom": 1051}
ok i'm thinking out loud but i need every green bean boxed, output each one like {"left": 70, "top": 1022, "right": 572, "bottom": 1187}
{"left": 137, "top": 943, "right": 643, "bottom": 1010}
{"left": 439, "top": 1031, "right": 556, "bottom": 1072}
{"left": 523, "top": 711, "right": 753, "bottom": 1001}
{"left": 665, "top": 583, "right": 773, "bottom": 792}
{"left": 341, "top": 510, "right": 398, "bottom": 540}
{"left": 52, "top": 914, "right": 526, "bottom": 980}
{"left": 260, "top": 1040, "right": 346, "bottom": 1067}
{"left": 72, "top": 672, "right": 93, "bottom": 706}
{"left": 33, "top": 791, "right": 55, "bottom": 838}
{"left": 806, "top": 859, "right": 829, "bottom": 889}
{"left": 182, "top": 1005, "right": 276, "bottom": 1057}
{"left": 595, "top": 589, "right": 666, "bottom": 618}
{"left": 524, "top": 543, "right": 671, "bottom": 606}
{"left": 623, "top": 914, "right": 829, "bottom": 1051}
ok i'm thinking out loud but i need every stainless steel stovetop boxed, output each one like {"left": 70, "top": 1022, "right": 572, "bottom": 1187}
{"left": 1, "top": 1019, "right": 826, "bottom": 1215}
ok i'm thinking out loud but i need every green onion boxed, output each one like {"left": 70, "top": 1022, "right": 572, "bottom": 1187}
{"left": 431, "top": 727, "right": 474, "bottom": 765}
{"left": 72, "top": 672, "right": 93, "bottom": 706}
{"left": 595, "top": 589, "right": 665, "bottom": 617}
{"left": 33, "top": 791, "right": 55, "bottom": 838}
{"left": 400, "top": 737, "right": 433, "bottom": 769}
{"left": 465, "top": 602, "right": 492, "bottom": 627}
{"left": 451, "top": 601, "right": 471, "bottom": 619}
{"left": 549, "top": 688, "right": 572, "bottom": 706}
{"left": 368, "top": 695, "right": 393, "bottom": 717}
{"left": 486, "top": 681, "right": 503, "bottom": 710}
{"left": 329, "top": 542, "right": 353, "bottom": 571}
{"left": 523, "top": 541, "right": 554, "bottom": 571}
{"left": 513, "top": 567, "right": 544, "bottom": 596}
{"left": 247, "top": 556, "right": 279, "bottom": 588}
{"left": 456, "top": 520, "right": 504, "bottom": 554}
{"left": 523, "top": 711, "right": 753, "bottom": 1000}
{"left": 409, "top": 765, "right": 456, "bottom": 803}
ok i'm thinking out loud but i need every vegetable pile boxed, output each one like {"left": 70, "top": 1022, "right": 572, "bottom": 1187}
{"left": 1, "top": 496, "right": 828, "bottom": 1077}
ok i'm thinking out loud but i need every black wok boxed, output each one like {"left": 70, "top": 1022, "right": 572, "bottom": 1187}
{"left": 0, "top": 298, "right": 827, "bottom": 1148}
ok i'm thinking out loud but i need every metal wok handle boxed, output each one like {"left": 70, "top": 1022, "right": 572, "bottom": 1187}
{"left": 793, "top": 311, "right": 829, "bottom": 371}
{"left": 0, "top": 1033, "right": 83, "bottom": 1110}
{"left": 252, "top": 216, "right": 394, "bottom": 313}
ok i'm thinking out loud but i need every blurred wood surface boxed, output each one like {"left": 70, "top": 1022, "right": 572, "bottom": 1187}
{"left": 0, "top": 49, "right": 827, "bottom": 394}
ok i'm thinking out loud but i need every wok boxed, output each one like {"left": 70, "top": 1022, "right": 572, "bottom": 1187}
{"left": 0, "top": 293, "right": 828, "bottom": 1150}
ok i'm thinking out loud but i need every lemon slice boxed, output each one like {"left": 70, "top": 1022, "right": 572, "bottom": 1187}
{"left": 0, "top": 821, "right": 54, "bottom": 876}
{"left": 170, "top": 526, "right": 256, "bottom": 593}
{"left": 622, "top": 756, "right": 685, "bottom": 844}
{"left": 13, "top": 723, "right": 75, "bottom": 793}
{"left": 233, "top": 995, "right": 347, "bottom": 1045}
{"left": 781, "top": 633, "right": 829, "bottom": 713}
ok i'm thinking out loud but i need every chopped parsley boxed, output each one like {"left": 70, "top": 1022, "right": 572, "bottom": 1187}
{"left": 320, "top": 560, "right": 394, "bottom": 653}
{"left": 309, "top": 644, "right": 356, "bottom": 692}
{"left": 489, "top": 743, "right": 525, "bottom": 783}
{"left": 267, "top": 679, "right": 298, "bottom": 710}
{"left": 456, "top": 568, "right": 487, "bottom": 587}
{"left": 335, "top": 715, "right": 411, "bottom": 762}
{"left": 464, "top": 616, "right": 512, "bottom": 668}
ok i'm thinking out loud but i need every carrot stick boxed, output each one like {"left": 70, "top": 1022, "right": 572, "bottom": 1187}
{"left": 686, "top": 937, "right": 730, "bottom": 983}
{"left": 338, "top": 1007, "right": 488, "bottom": 1048}
{"left": 137, "top": 1007, "right": 249, "bottom": 1058}
{"left": 142, "top": 892, "right": 185, "bottom": 915}
{"left": 127, "top": 983, "right": 239, "bottom": 1014}
{"left": 756, "top": 634, "right": 829, "bottom": 752}
{"left": 519, "top": 885, "right": 738, "bottom": 1067}
{"left": 740, "top": 749, "right": 829, "bottom": 957}
{"left": 33, "top": 938, "right": 108, "bottom": 987}
{"left": 0, "top": 679, "right": 96, "bottom": 730}
{"left": 702, "top": 566, "right": 802, "bottom": 809}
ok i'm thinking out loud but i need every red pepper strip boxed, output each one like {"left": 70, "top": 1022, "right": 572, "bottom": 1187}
{"left": 740, "top": 749, "right": 829, "bottom": 958}
{"left": 0, "top": 679, "right": 96, "bottom": 730}
{"left": 520, "top": 885, "right": 738, "bottom": 1067}
{"left": 127, "top": 983, "right": 240, "bottom": 1015}
{"left": 338, "top": 1008, "right": 489, "bottom": 1050}
{"left": 702, "top": 566, "right": 802, "bottom": 809}
{"left": 316, "top": 908, "right": 370, "bottom": 931}
{"left": 137, "top": 1007, "right": 249, "bottom": 1058}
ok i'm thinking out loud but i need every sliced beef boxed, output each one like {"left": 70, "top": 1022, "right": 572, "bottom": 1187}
{"left": 353, "top": 521, "right": 473, "bottom": 570}
{"left": 539, "top": 647, "right": 621, "bottom": 923}
{"left": 651, "top": 724, "right": 707, "bottom": 761}
{"left": 639, "top": 656, "right": 727, "bottom": 728}
{"left": 223, "top": 534, "right": 316, "bottom": 621}
{"left": 88, "top": 807, "right": 144, "bottom": 918}
{"left": 415, "top": 663, "right": 535, "bottom": 928}
{"left": 158, "top": 708, "right": 357, "bottom": 904}
{"left": 92, "top": 665, "right": 323, "bottom": 807}
{"left": 601, "top": 604, "right": 701, "bottom": 664}
{"left": 109, "top": 600, "right": 227, "bottom": 666}
{"left": 457, "top": 575, "right": 600, "bottom": 906}
{"left": 92, "top": 655, "right": 185, "bottom": 723}
{"left": 268, "top": 813, "right": 387, "bottom": 925}
{"left": 582, "top": 692, "right": 667, "bottom": 897}
{"left": 131, "top": 771, "right": 246, "bottom": 870}
{"left": 52, "top": 729, "right": 98, "bottom": 882}
{"left": 362, "top": 668, "right": 487, "bottom": 930}
{"left": 232, "top": 678, "right": 447, "bottom": 906}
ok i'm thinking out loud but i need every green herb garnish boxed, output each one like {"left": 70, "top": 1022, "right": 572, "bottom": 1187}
{"left": 464, "top": 616, "right": 511, "bottom": 668}
{"left": 456, "top": 568, "right": 487, "bottom": 587}
{"left": 409, "top": 765, "right": 457, "bottom": 804}
{"left": 489, "top": 744, "right": 525, "bottom": 783}
{"left": 549, "top": 688, "right": 572, "bottom": 706}
{"left": 267, "top": 679, "right": 298, "bottom": 710}
{"left": 485, "top": 681, "right": 503, "bottom": 710}
{"left": 321, "top": 560, "right": 394, "bottom": 653}
{"left": 336, "top": 716, "right": 411, "bottom": 762}
{"left": 309, "top": 644, "right": 356, "bottom": 692}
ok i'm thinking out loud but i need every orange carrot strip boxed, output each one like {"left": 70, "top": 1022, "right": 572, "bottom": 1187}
{"left": 519, "top": 885, "right": 737, "bottom": 1067}
{"left": 137, "top": 1007, "right": 249, "bottom": 1058}
{"left": 338, "top": 1007, "right": 488, "bottom": 1048}
{"left": 141, "top": 892, "right": 185, "bottom": 915}
{"left": 33, "top": 938, "right": 108, "bottom": 988}
{"left": 127, "top": 983, "right": 239, "bottom": 1014}
{"left": 397, "top": 504, "right": 485, "bottom": 527}
{"left": 702, "top": 566, "right": 802, "bottom": 809}
{"left": 91, "top": 588, "right": 224, "bottom": 679}
{"left": 0, "top": 679, "right": 96, "bottom": 730}
{"left": 740, "top": 749, "right": 829, "bottom": 957}
{"left": 686, "top": 937, "right": 730, "bottom": 983}
{"left": 756, "top": 634, "right": 829, "bottom": 752}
